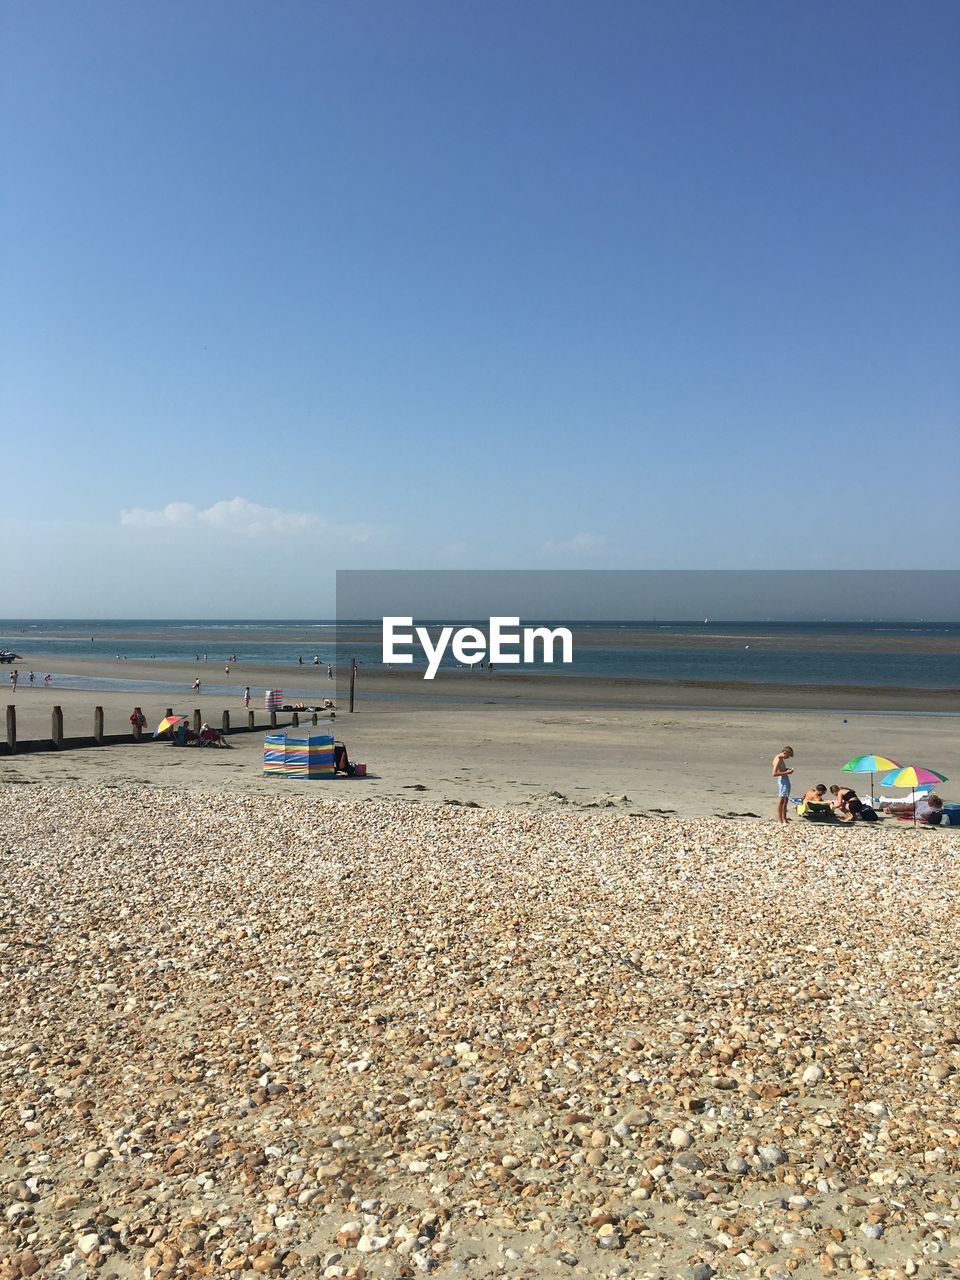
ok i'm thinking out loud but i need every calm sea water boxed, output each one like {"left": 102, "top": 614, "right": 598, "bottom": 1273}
{"left": 1, "top": 619, "right": 959, "bottom": 693}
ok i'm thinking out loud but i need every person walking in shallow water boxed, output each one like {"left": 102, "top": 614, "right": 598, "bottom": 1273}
{"left": 244, "top": 685, "right": 251, "bottom": 709}
{"left": 772, "top": 746, "right": 794, "bottom": 823}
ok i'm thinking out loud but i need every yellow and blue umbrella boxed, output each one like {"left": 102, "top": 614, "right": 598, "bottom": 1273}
{"left": 842, "top": 755, "right": 900, "bottom": 805}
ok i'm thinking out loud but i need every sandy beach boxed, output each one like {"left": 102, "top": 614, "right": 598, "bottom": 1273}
{"left": 2, "top": 650, "right": 958, "bottom": 1278}
{"left": 2, "top": 652, "right": 959, "bottom": 820}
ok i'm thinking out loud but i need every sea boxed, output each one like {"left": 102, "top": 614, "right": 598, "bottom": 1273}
{"left": 1, "top": 619, "right": 959, "bottom": 697}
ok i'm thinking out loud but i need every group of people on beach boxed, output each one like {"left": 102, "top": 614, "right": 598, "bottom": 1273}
{"left": 8, "top": 669, "right": 52, "bottom": 690}
{"left": 772, "top": 746, "right": 945, "bottom": 825}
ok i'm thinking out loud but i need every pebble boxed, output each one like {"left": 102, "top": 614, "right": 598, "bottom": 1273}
{"left": 0, "top": 784, "right": 958, "bottom": 1278}
{"left": 758, "top": 1144, "right": 788, "bottom": 1167}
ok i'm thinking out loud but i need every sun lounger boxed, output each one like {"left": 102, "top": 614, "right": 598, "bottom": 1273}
{"left": 797, "top": 799, "right": 837, "bottom": 821}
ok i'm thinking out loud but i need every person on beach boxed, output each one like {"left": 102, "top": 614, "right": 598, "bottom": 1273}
{"left": 327, "top": 664, "right": 333, "bottom": 679}
{"left": 244, "top": 685, "right": 251, "bottom": 708}
{"left": 772, "top": 746, "right": 794, "bottom": 823}
{"left": 881, "top": 793, "right": 944, "bottom": 824}
{"left": 915, "top": 794, "right": 945, "bottom": 824}
{"left": 9, "top": 669, "right": 18, "bottom": 690}
{"left": 28, "top": 671, "right": 34, "bottom": 685}
{"left": 129, "top": 708, "right": 146, "bottom": 732}
{"left": 225, "top": 664, "right": 230, "bottom": 676}
{"left": 43, "top": 674, "right": 51, "bottom": 687}
{"left": 830, "top": 784, "right": 864, "bottom": 822}
{"left": 193, "top": 678, "right": 201, "bottom": 693}
{"left": 797, "top": 783, "right": 833, "bottom": 820}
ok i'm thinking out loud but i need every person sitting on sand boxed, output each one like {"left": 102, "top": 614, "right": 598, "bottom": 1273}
{"left": 772, "top": 746, "right": 794, "bottom": 823}
{"left": 334, "top": 741, "right": 354, "bottom": 775}
{"left": 830, "top": 784, "right": 864, "bottom": 822}
{"left": 916, "top": 794, "right": 945, "bottom": 824}
{"left": 881, "top": 793, "right": 944, "bottom": 824}
{"left": 802, "top": 784, "right": 828, "bottom": 805}
{"left": 798, "top": 783, "right": 835, "bottom": 820}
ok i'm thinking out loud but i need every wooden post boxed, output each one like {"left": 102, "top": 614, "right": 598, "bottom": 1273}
{"left": 248, "top": 710, "right": 255, "bottom": 730}
{"left": 312, "top": 713, "right": 318, "bottom": 725}
{"left": 52, "top": 706, "right": 64, "bottom": 749}
{"left": 132, "top": 707, "right": 143, "bottom": 741}
{"left": 94, "top": 707, "right": 104, "bottom": 744}
{"left": 5, "top": 706, "right": 15, "bottom": 754}
{"left": 193, "top": 709, "right": 202, "bottom": 733}
{"left": 222, "top": 710, "right": 230, "bottom": 734}
{"left": 270, "top": 710, "right": 277, "bottom": 728}
{"left": 292, "top": 712, "right": 299, "bottom": 727}
{"left": 349, "top": 658, "right": 357, "bottom": 713}
{"left": 165, "top": 707, "right": 173, "bottom": 719}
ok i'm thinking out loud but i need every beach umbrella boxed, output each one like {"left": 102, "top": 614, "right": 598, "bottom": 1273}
{"left": 880, "top": 765, "right": 949, "bottom": 825}
{"left": 154, "top": 715, "right": 185, "bottom": 737}
{"left": 842, "top": 754, "right": 900, "bottom": 804}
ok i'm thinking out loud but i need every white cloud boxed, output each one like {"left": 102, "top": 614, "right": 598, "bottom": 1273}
{"left": 121, "top": 497, "right": 320, "bottom": 536}
{"left": 542, "top": 531, "right": 607, "bottom": 554}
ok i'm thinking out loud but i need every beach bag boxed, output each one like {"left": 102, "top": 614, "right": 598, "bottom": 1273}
{"left": 859, "top": 805, "right": 878, "bottom": 822}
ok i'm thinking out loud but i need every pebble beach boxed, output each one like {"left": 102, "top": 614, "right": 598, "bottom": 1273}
{"left": 1, "top": 785, "right": 958, "bottom": 1279}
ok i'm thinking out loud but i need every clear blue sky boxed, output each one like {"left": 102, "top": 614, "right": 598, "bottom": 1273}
{"left": 2, "top": 1, "right": 957, "bottom": 615}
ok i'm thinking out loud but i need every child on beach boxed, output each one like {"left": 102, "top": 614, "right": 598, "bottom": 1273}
{"left": 772, "top": 746, "right": 794, "bottom": 823}
{"left": 830, "top": 784, "right": 864, "bottom": 822}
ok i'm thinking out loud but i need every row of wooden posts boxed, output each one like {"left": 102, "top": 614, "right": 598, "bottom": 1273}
{"left": 2, "top": 705, "right": 331, "bottom": 755}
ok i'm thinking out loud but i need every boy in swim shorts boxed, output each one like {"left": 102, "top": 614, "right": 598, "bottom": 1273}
{"left": 772, "top": 746, "right": 794, "bottom": 824}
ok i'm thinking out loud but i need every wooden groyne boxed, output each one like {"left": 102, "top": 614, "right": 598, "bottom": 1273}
{"left": 1, "top": 706, "right": 332, "bottom": 756}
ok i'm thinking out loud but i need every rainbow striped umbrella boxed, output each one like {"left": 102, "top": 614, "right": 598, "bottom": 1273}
{"left": 154, "top": 715, "right": 186, "bottom": 737}
{"left": 880, "top": 765, "right": 948, "bottom": 825}
{"left": 842, "top": 755, "right": 901, "bottom": 806}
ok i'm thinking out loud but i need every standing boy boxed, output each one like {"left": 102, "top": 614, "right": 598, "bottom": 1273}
{"left": 772, "top": 746, "right": 794, "bottom": 824}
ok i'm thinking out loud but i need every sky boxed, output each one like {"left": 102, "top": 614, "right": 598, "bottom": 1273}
{"left": 1, "top": 1, "right": 958, "bottom": 616}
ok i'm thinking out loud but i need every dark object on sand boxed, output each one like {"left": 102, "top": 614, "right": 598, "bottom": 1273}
{"left": 334, "top": 740, "right": 355, "bottom": 775}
